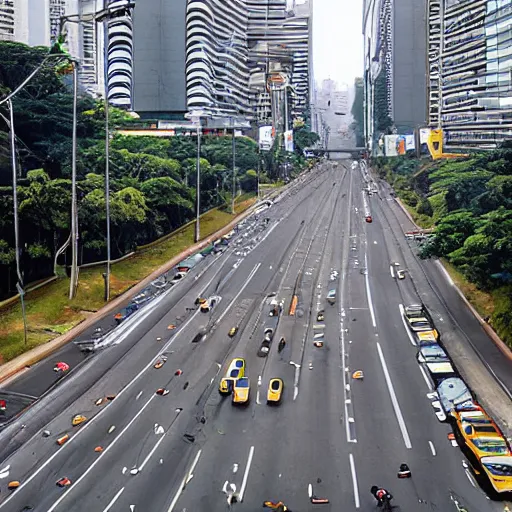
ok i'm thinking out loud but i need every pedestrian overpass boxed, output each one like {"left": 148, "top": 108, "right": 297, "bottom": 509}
{"left": 309, "top": 148, "right": 367, "bottom": 159}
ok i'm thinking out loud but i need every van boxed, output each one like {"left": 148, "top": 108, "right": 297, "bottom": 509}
{"left": 326, "top": 289, "right": 336, "bottom": 305}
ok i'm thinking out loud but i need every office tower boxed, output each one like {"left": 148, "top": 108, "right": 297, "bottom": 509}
{"left": 186, "top": 0, "right": 251, "bottom": 117}
{"left": 0, "top": 0, "right": 29, "bottom": 43}
{"left": 362, "top": 0, "right": 427, "bottom": 151}
{"left": 428, "top": 0, "right": 512, "bottom": 148}
{"left": 133, "top": 0, "right": 312, "bottom": 125}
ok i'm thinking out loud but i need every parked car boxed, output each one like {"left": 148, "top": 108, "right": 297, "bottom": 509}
{"left": 416, "top": 345, "right": 455, "bottom": 385}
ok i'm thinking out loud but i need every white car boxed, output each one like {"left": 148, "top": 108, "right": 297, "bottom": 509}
{"left": 397, "top": 270, "right": 405, "bottom": 279}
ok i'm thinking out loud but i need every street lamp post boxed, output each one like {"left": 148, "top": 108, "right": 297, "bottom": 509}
{"left": 69, "top": 60, "right": 79, "bottom": 299}
{"left": 195, "top": 122, "right": 202, "bottom": 242}
{"left": 231, "top": 119, "right": 236, "bottom": 215}
{"left": 103, "top": 16, "right": 111, "bottom": 302}
{"left": 8, "top": 100, "right": 28, "bottom": 346}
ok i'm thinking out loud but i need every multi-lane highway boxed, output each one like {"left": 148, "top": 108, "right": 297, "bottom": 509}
{"left": 0, "top": 161, "right": 510, "bottom": 512}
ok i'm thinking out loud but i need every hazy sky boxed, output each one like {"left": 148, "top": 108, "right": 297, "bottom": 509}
{"left": 312, "top": 0, "right": 364, "bottom": 87}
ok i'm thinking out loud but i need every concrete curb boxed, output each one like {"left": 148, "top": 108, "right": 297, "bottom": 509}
{"left": 391, "top": 193, "right": 512, "bottom": 362}
{"left": 0, "top": 200, "right": 265, "bottom": 384}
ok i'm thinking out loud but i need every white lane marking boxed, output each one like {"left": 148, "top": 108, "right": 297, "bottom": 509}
{"left": 256, "top": 391, "right": 261, "bottom": 405}
{"left": 465, "top": 468, "right": 477, "bottom": 487}
{"left": 293, "top": 366, "right": 300, "bottom": 401}
{"left": 238, "top": 446, "right": 255, "bottom": 502}
{"left": 102, "top": 487, "right": 125, "bottom": 512}
{"left": 398, "top": 304, "right": 417, "bottom": 346}
{"left": 429, "top": 441, "right": 437, "bottom": 456}
{"left": 435, "top": 260, "right": 454, "bottom": 286}
{"left": 376, "top": 342, "right": 412, "bottom": 449}
{"left": 187, "top": 449, "right": 202, "bottom": 482}
{"left": 215, "top": 263, "right": 261, "bottom": 325}
{"left": 389, "top": 265, "right": 395, "bottom": 278}
{"left": 419, "top": 365, "right": 433, "bottom": 391}
{"left": 363, "top": 253, "right": 377, "bottom": 328}
{"left": 341, "top": 317, "right": 354, "bottom": 443}
{"left": 139, "top": 430, "right": 168, "bottom": 471}
{"left": 0, "top": 260, "right": 230, "bottom": 510}
{"left": 349, "top": 454, "right": 360, "bottom": 509}
{"left": 47, "top": 396, "right": 156, "bottom": 511}
{"left": 167, "top": 450, "right": 202, "bottom": 512}
{"left": 135, "top": 391, "right": 143, "bottom": 400}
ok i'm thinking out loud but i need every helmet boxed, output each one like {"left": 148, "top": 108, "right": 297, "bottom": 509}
{"left": 371, "top": 486, "right": 378, "bottom": 495}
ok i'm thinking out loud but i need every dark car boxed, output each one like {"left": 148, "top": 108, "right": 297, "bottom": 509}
{"left": 258, "top": 340, "right": 271, "bottom": 357}
{"left": 114, "top": 304, "right": 139, "bottom": 324}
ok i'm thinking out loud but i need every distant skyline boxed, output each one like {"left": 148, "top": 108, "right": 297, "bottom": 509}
{"left": 313, "top": 0, "right": 364, "bottom": 86}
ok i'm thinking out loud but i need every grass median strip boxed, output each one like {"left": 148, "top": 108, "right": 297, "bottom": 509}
{"left": 0, "top": 195, "right": 257, "bottom": 364}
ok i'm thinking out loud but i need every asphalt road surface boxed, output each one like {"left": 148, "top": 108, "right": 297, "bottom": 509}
{"left": 0, "top": 161, "right": 510, "bottom": 512}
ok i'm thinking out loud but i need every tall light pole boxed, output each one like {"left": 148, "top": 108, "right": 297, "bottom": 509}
{"left": 231, "top": 119, "right": 236, "bottom": 214}
{"left": 58, "top": 1, "right": 134, "bottom": 299}
{"left": 8, "top": 100, "right": 27, "bottom": 346}
{"left": 103, "top": 14, "right": 111, "bottom": 301}
{"left": 69, "top": 60, "right": 79, "bottom": 299}
{"left": 195, "top": 121, "right": 202, "bottom": 242}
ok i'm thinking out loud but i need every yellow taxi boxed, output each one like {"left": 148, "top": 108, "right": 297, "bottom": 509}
{"left": 267, "top": 378, "right": 283, "bottom": 404}
{"left": 72, "top": 414, "right": 87, "bottom": 426}
{"left": 232, "top": 377, "right": 250, "bottom": 404}
{"left": 479, "top": 455, "right": 512, "bottom": 493}
{"left": 219, "top": 358, "right": 245, "bottom": 395}
{"left": 417, "top": 329, "right": 439, "bottom": 344}
{"left": 454, "top": 408, "right": 510, "bottom": 459}
{"left": 453, "top": 406, "right": 512, "bottom": 492}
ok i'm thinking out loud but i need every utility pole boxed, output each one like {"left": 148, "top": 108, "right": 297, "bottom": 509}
{"left": 231, "top": 119, "right": 236, "bottom": 214}
{"left": 103, "top": 15, "right": 111, "bottom": 302}
{"left": 8, "top": 100, "right": 28, "bottom": 346}
{"left": 195, "top": 122, "right": 201, "bottom": 242}
{"left": 257, "top": 146, "right": 261, "bottom": 199}
{"left": 69, "top": 60, "right": 79, "bottom": 300}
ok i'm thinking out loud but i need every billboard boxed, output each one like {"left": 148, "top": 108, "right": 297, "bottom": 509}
{"left": 284, "top": 130, "right": 294, "bottom": 153}
{"left": 384, "top": 135, "right": 398, "bottom": 156}
{"left": 397, "top": 135, "right": 406, "bottom": 155}
{"left": 405, "top": 134, "right": 416, "bottom": 151}
{"left": 420, "top": 128, "right": 431, "bottom": 144}
{"left": 259, "top": 126, "right": 273, "bottom": 151}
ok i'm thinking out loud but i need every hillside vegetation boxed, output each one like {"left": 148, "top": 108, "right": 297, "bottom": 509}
{"left": 373, "top": 146, "right": 512, "bottom": 348}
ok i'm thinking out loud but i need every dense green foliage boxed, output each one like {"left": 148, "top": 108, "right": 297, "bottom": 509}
{"left": 0, "top": 41, "right": 313, "bottom": 299}
{"left": 373, "top": 148, "right": 512, "bottom": 346}
{"left": 350, "top": 77, "right": 364, "bottom": 147}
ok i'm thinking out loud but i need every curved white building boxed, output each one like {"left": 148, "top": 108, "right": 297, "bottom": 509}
{"left": 106, "top": 0, "right": 133, "bottom": 107}
{"left": 186, "top": 0, "right": 251, "bottom": 117}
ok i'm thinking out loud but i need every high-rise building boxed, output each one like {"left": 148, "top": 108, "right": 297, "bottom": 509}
{"left": 0, "top": 0, "right": 29, "bottom": 43}
{"left": 362, "top": 0, "right": 427, "bottom": 152}
{"left": 133, "top": 0, "right": 312, "bottom": 125}
{"left": 0, "top": 0, "right": 132, "bottom": 108}
{"left": 186, "top": 0, "right": 251, "bottom": 117}
{"left": 427, "top": 0, "right": 512, "bottom": 148}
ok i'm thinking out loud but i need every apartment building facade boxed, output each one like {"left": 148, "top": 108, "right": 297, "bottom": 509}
{"left": 362, "top": 0, "right": 427, "bottom": 152}
{"left": 132, "top": 0, "right": 312, "bottom": 126}
{"left": 427, "top": 0, "right": 512, "bottom": 148}
{"left": 1, "top": 0, "right": 133, "bottom": 108}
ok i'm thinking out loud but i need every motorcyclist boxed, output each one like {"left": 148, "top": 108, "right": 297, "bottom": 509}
{"left": 278, "top": 337, "right": 286, "bottom": 352}
{"left": 371, "top": 486, "right": 393, "bottom": 507}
